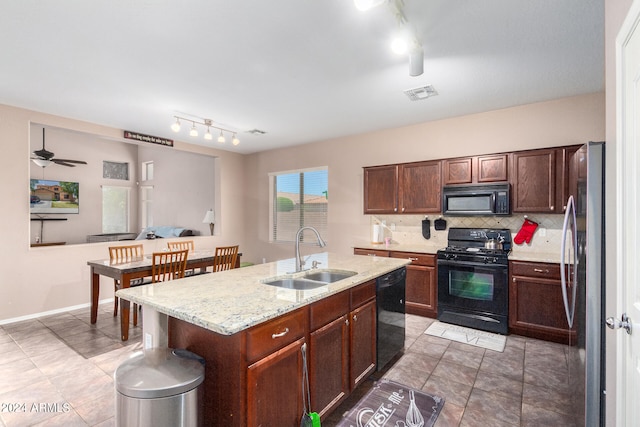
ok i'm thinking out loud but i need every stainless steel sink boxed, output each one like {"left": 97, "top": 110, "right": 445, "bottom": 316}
{"left": 303, "top": 270, "right": 357, "bottom": 283}
{"left": 262, "top": 278, "right": 327, "bottom": 290}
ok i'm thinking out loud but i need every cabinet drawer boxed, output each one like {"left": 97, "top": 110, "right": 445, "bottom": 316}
{"left": 354, "top": 248, "right": 389, "bottom": 257}
{"left": 389, "top": 251, "right": 435, "bottom": 267}
{"left": 310, "top": 291, "right": 350, "bottom": 331}
{"left": 510, "top": 261, "right": 561, "bottom": 280}
{"left": 246, "top": 307, "right": 308, "bottom": 363}
{"left": 350, "top": 280, "right": 376, "bottom": 309}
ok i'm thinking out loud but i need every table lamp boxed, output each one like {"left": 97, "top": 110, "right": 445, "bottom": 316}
{"left": 202, "top": 209, "right": 215, "bottom": 235}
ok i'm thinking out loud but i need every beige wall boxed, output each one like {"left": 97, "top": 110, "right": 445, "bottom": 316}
{"left": 0, "top": 104, "right": 246, "bottom": 322}
{"left": 242, "top": 92, "right": 605, "bottom": 264}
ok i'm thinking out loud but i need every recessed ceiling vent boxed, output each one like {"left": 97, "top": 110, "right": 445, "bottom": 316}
{"left": 404, "top": 85, "right": 438, "bottom": 101}
{"left": 247, "top": 129, "right": 267, "bottom": 135}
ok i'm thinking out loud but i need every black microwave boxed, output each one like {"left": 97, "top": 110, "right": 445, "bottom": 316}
{"left": 442, "top": 182, "right": 511, "bottom": 216}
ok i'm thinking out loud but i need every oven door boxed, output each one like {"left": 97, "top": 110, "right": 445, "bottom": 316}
{"left": 437, "top": 259, "right": 508, "bottom": 316}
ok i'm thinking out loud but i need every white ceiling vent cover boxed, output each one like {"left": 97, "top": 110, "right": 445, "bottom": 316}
{"left": 404, "top": 85, "right": 438, "bottom": 101}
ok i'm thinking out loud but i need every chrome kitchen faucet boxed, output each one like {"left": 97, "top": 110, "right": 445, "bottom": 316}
{"left": 295, "top": 226, "right": 326, "bottom": 272}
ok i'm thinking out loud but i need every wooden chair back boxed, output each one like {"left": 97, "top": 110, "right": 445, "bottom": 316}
{"left": 109, "top": 244, "right": 144, "bottom": 261}
{"left": 166, "top": 240, "right": 195, "bottom": 251}
{"left": 212, "top": 245, "right": 239, "bottom": 272}
{"left": 151, "top": 249, "right": 189, "bottom": 283}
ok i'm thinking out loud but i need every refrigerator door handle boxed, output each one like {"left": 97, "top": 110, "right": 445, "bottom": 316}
{"left": 560, "top": 196, "right": 577, "bottom": 328}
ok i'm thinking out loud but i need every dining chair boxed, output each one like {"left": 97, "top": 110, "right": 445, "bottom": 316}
{"left": 151, "top": 249, "right": 189, "bottom": 283}
{"left": 108, "top": 243, "right": 144, "bottom": 317}
{"left": 212, "top": 245, "right": 239, "bottom": 272}
{"left": 166, "top": 240, "right": 197, "bottom": 275}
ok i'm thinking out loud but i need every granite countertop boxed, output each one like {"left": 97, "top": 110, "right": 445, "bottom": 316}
{"left": 353, "top": 242, "right": 562, "bottom": 264}
{"left": 116, "top": 252, "right": 409, "bottom": 336}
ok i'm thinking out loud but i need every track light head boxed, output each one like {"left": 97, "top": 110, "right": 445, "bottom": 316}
{"left": 189, "top": 122, "right": 198, "bottom": 137}
{"left": 217, "top": 130, "right": 226, "bottom": 143}
{"left": 204, "top": 127, "right": 213, "bottom": 140}
{"left": 171, "top": 118, "right": 181, "bottom": 132}
{"left": 232, "top": 134, "right": 240, "bottom": 146}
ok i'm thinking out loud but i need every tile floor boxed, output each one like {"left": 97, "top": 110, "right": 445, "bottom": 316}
{"left": 0, "top": 305, "right": 575, "bottom": 426}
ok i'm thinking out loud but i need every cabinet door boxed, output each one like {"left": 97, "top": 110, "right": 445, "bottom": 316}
{"left": 349, "top": 300, "right": 377, "bottom": 390}
{"left": 405, "top": 264, "right": 437, "bottom": 318}
{"left": 246, "top": 338, "right": 305, "bottom": 427}
{"left": 509, "top": 261, "right": 575, "bottom": 344}
{"left": 398, "top": 160, "right": 442, "bottom": 213}
{"left": 363, "top": 165, "right": 398, "bottom": 214}
{"left": 442, "top": 157, "right": 472, "bottom": 185}
{"left": 477, "top": 154, "right": 508, "bottom": 182}
{"left": 309, "top": 315, "right": 349, "bottom": 418}
{"left": 511, "top": 149, "right": 557, "bottom": 213}
{"left": 558, "top": 145, "right": 582, "bottom": 212}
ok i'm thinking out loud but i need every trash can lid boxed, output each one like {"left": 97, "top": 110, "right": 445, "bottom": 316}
{"left": 115, "top": 348, "right": 205, "bottom": 399}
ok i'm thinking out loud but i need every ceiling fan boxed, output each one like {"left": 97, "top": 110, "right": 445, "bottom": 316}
{"left": 31, "top": 128, "right": 87, "bottom": 167}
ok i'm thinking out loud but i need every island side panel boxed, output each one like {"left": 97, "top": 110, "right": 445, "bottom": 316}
{"left": 169, "top": 317, "right": 246, "bottom": 427}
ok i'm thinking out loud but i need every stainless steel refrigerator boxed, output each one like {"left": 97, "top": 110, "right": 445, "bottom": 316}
{"left": 560, "top": 141, "right": 605, "bottom": 426}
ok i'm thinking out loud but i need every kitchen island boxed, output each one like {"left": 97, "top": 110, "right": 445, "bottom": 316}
{"left": 116, "top": 252, "right": 409, "bottom": 426}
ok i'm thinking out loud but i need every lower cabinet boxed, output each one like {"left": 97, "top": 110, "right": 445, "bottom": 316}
{"left": 389, "top": 251, "right": 437, "bottom": 318}
{"left": 508, "top": 260, "right": 576, "bottom": 343}
{"left": 309, "top": 281, "right": 377, "bottom": 421}
{"left": 246, "top": 338, "right": 305, "bottom": 426}
{"left": 349, "top": 299, "right": 377, "bottom": 389}
{"left": 354, "top": 248, "right": 437, "bottom": 318}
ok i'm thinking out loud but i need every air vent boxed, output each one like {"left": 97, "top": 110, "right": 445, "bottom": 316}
{"left": 403, "top": 85, "right": 438, "bottom": 101}
{"left": 247, "top": 129, "right": 267, "bottom": 135}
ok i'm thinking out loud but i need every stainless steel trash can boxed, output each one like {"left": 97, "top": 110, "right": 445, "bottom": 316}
{"left": 115, "top": 348, "right": 205, "bottom": 427}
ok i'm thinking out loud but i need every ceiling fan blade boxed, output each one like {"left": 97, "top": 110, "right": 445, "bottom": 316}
{"left": 53, "top": 158, "right": 87, "bottom": 164}
{"left": 51, "top": 160, "right": 77, "bottom": 167}
{"left": 33, "top": 149, "right": 54, "bottom": 160}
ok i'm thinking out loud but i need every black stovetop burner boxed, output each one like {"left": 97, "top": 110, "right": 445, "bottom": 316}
{"left": 437, "top": 227, "right": 513, "bottom": 263}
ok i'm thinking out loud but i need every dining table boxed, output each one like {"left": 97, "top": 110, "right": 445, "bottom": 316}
{"left": 87, "top": 250, "right": 241, "bottom": 341}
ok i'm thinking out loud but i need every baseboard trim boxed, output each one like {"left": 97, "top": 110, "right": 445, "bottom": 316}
{"left": 0, "top": 298, "right": 115, "bottom": 326}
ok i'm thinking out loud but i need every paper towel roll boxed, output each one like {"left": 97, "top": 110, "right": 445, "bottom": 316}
{"left": 371, "top": 224, "right": 384, "bottom": 243}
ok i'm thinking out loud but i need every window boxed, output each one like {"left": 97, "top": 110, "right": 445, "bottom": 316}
{"left": 270, "top": 167, "right": 328, "bottom": 243}
{"left": 102, "top": 186, "right": 130, "bottom": 233}
{"left": 142, "top": 161, "right": 154, "bottom": 181}
{"left": 102, "top": 161, "right": 129, "bottom": 180}
{"left": 140, "top": 185, "right": 153, "bottom": 229}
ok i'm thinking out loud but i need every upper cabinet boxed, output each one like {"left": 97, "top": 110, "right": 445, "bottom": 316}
{"left": 364, "top": 161, "right": 441, "bottom": 214}
{"left": 442, "top": 154, "right": 508, "bottom": 185}
{"left": 363, "top": 165, "right": 398, "bottom": 214}
{"left": 364, "top": 144, "right": 583, "bottom": 216}
{"left": 511, "top": 146, "right": 581, "bottom": 213}
{"left": 398, "top": 161, "right": 441, "bottom": 213}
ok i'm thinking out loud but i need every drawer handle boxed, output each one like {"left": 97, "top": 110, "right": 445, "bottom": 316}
{"left": 408, "top": 257, "right": 418, "bottom": 261}
{"left": 533, "top": 268, "right": 550, "bottom": 273}
{"left": 271, "top": 327, "right": 289, "bottom": 339}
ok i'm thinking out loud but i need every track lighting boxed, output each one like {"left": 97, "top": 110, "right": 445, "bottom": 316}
{"left": 170, "top": 115, "right": 240, "bottom": 146}
{"left": 171, "top": 118, "right": 181, "bottom": 132}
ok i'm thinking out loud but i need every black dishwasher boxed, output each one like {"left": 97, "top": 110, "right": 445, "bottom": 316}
{"left": 376, "top": 267, "right": 406, "bottom": 370}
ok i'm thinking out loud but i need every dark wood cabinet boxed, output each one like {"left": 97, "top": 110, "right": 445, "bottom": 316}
{"left": 363, "top": 161, "right": 441, "bottom": 214}
{"left": 247, "top": 337, "right": 305, "bottom": 426}
{"left": 442, "top": 154, "right": 508, "bottom": 185}
{"left": 508, "top": 260, "right": 576, "bottom": 344}
{"left": 353, "top": 248, "right": 390, "bottom": 257}
{"left": 349, "top": 299, "right": 377, "bottom": 389}
{"left": 398, "top": 161, "right": 442, "bottom": 213}
{"left": 558, "top": 145, "right": 582, "bottom": 212}
{"left": 389, "top": 251, "right": 437, "bottom": 318}
{"left": 511, "top": 148, "right": 557, "bottom": 213}
{"left": 363, "top": 165, "right": 398, "bottom": 214}
{"left": 309, "top": 292, "right": 350, "bottom": 418}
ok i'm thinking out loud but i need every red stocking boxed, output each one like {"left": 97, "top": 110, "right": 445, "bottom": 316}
{"left": 514, "top": 218, "right": 539, "bottom": 244}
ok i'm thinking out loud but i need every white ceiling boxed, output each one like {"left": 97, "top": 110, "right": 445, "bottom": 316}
{"left": 1, "top": 0, "right": 604, "bottom": 154}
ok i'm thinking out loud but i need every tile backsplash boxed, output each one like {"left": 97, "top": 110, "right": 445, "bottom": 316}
{"left": 372, "top": 214, "right": 565, "bottom": 254}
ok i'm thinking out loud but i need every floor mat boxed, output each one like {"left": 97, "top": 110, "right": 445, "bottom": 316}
{"left": 425, "top": 321, "right": 506, "bottom": 352}
{"left": 336, "top": 379, "right": 444, "bottom": 427}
